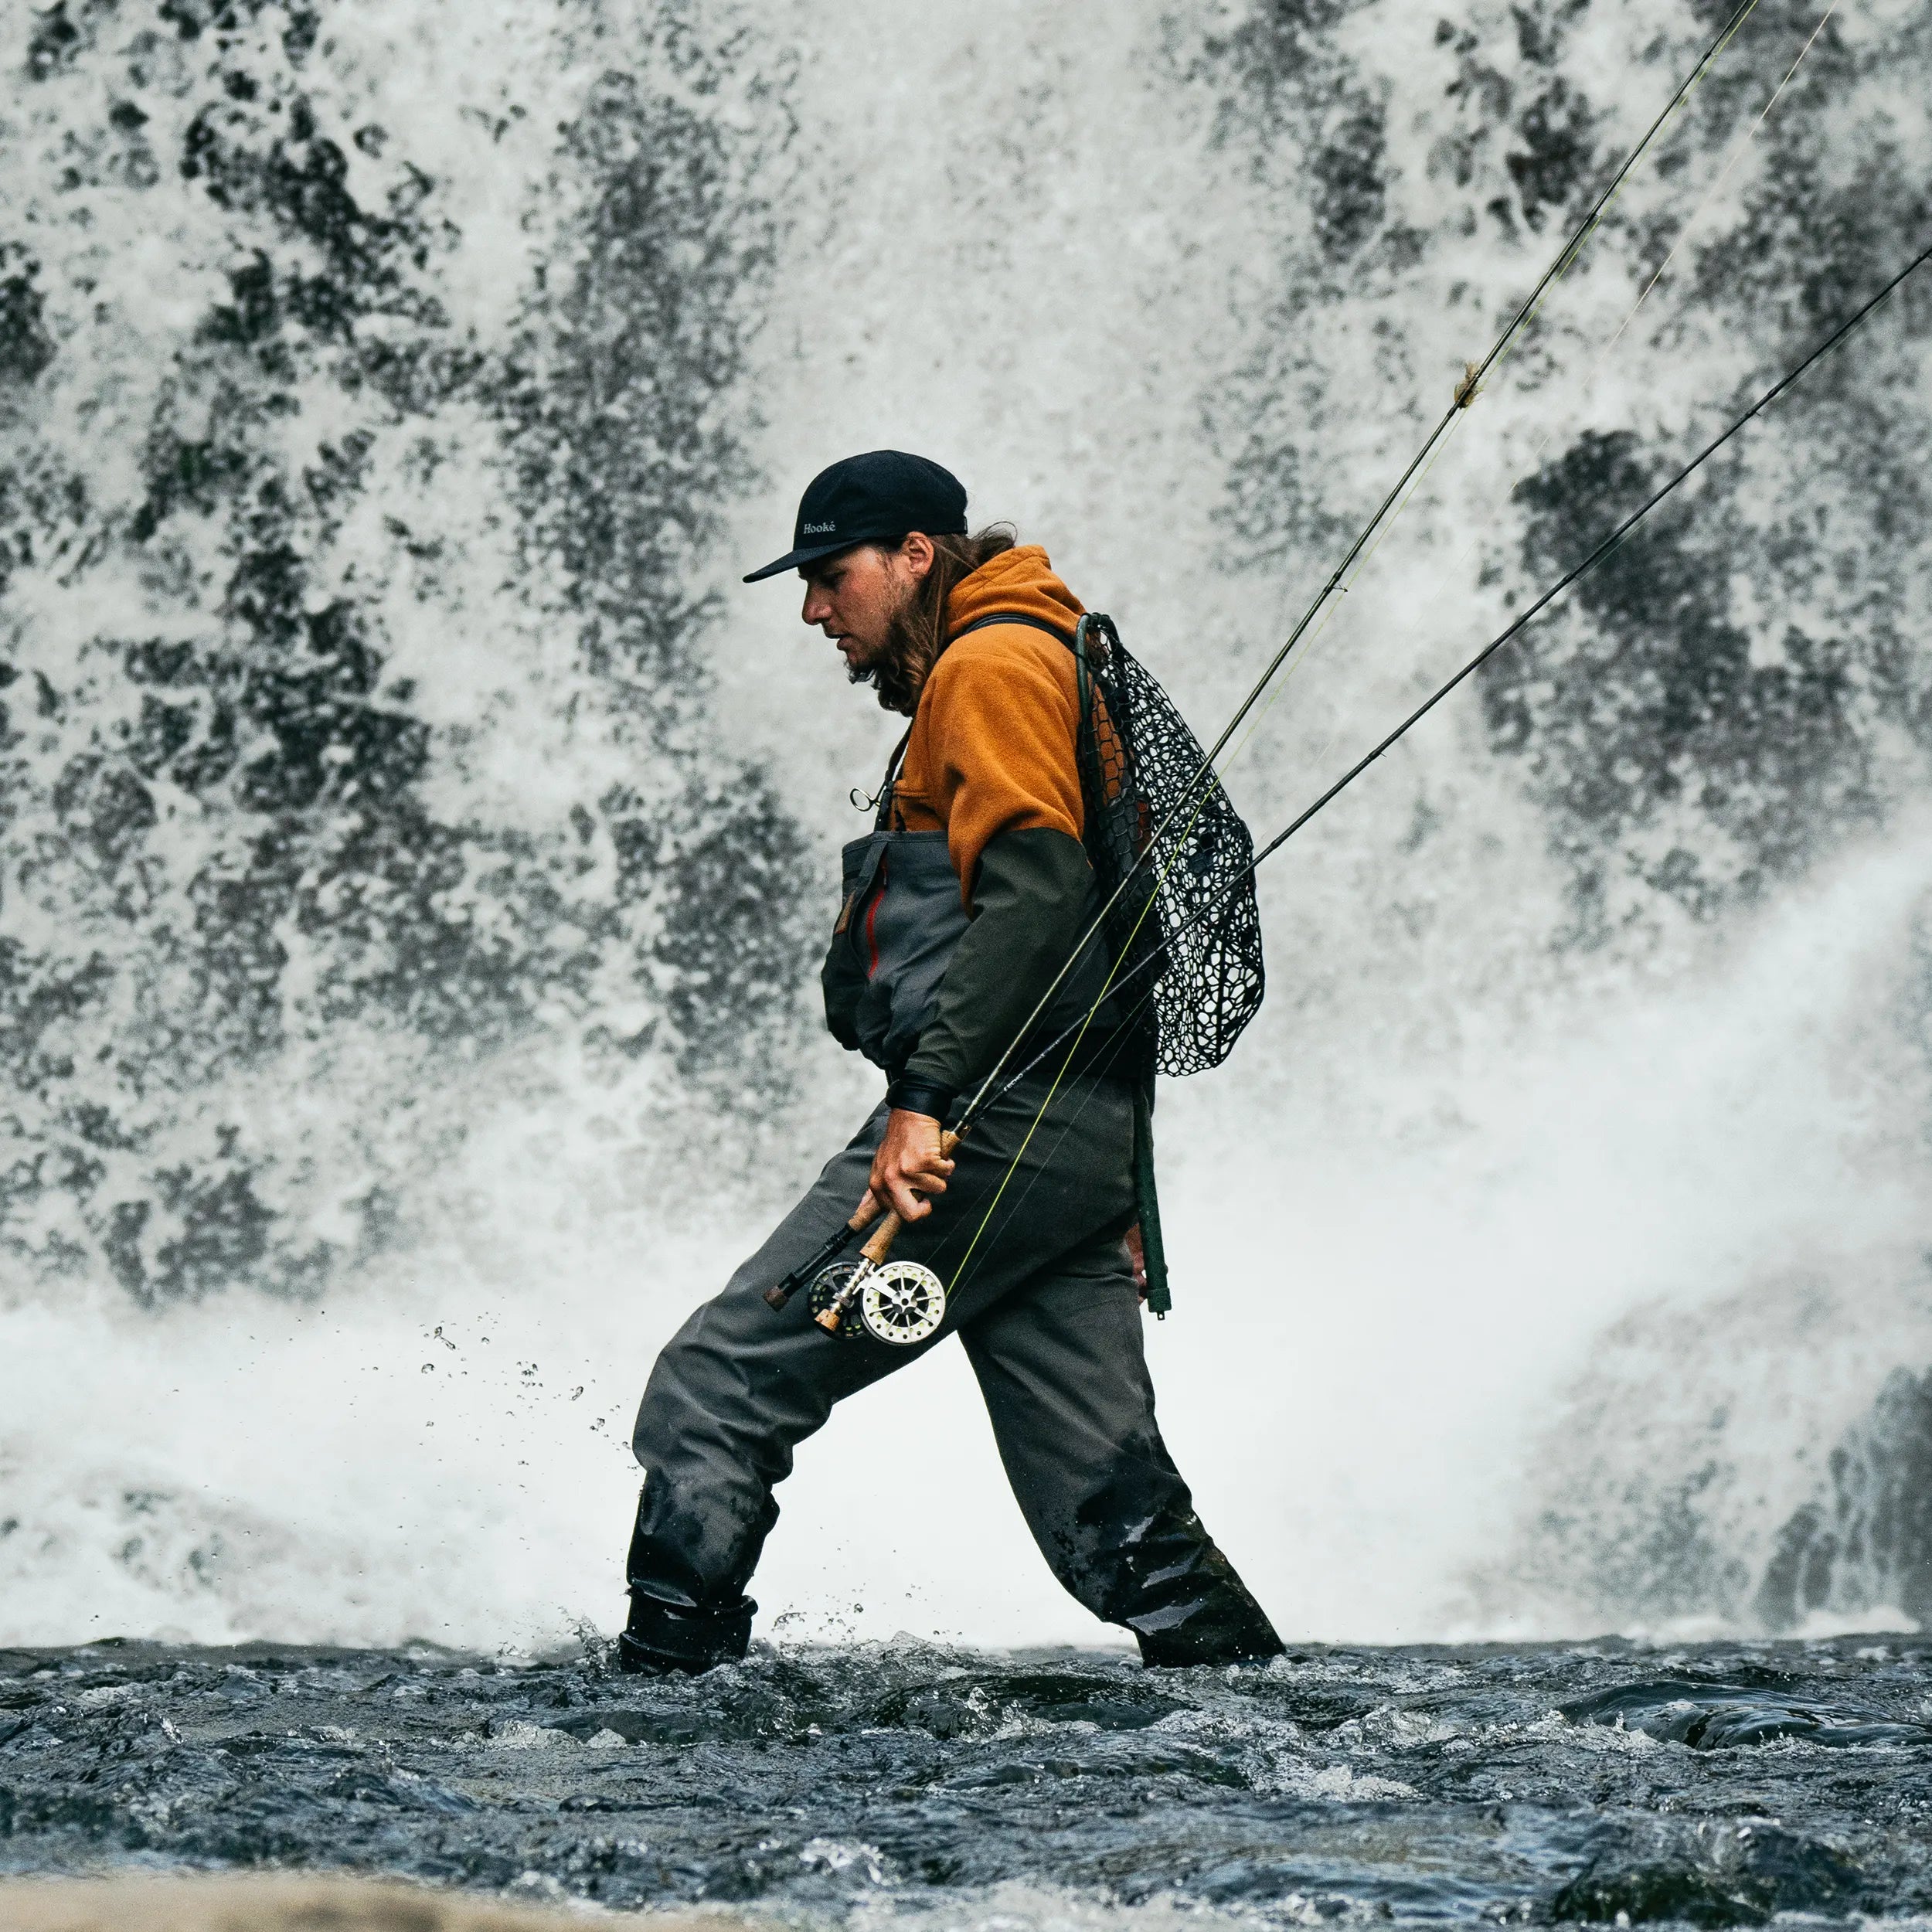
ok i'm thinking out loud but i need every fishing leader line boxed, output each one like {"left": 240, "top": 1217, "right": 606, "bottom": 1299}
{"left": 1607, "top": 0, "right": 1842, "bottom": 369}
{"left": 939, "top": 5, "right": 1853, "bottom": 1293}
{"left": 1226, "top": 0, "right": 1846, "bottom": 852}
{"left": 952, "top": 0, "right": 1764, "bottom": 1139}
{"left": 954, "top": 230, "right": 1932, "bottom": 1279}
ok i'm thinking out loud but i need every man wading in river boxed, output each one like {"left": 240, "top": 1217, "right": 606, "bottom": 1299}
{"left": 621, "top": 451, "right": 1281, "bottom": 1674}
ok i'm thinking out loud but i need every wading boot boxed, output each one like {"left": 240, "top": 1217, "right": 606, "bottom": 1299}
{"left": 1116, "top": 1517, "right": 1284, "bottom": 1668}
{"left": 1132, "top": 1573, "right": 1284, "bottom": 1668}
{"left": 620, "top": 1485, "right": 757, "bottom": 1675}
{"left": 1072, "top": 1448, "right": 1284, "bottom": 1668}
{"left": 617, "top": 1589, "right": 755, "bottom": 1676}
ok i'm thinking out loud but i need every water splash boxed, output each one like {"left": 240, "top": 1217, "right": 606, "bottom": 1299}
{"left": 2, "top": 1, "right": 814, "bottom": 1305}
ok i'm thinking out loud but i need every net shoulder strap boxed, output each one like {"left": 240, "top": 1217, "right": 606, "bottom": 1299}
{"left": 951, "top": 607, "right": 1106, "bottom": 818}
{"left": 950, "top": 611, "right": 1077, "bottom": 645}
{"left": 868, "top": 614, "right": 1075, "bottom": 825}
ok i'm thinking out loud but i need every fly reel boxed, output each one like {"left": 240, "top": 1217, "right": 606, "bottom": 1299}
{"left": 808, "top": 1259, "right": 947, "bottom": 1345}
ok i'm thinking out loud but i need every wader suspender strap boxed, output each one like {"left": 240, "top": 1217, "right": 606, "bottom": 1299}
{"left": 865, "top": 730, "right": 913, "bottom": 828}
{"left": 943, "top": 609, "right": 1172, "bottom": 1314}
{"left": 872, "top": 611, "right": 1067, "bottom": 822}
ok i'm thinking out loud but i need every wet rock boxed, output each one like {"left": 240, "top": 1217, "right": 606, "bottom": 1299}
{"left": 1552, "top": 1818, "right": 1862, "bottom": 1927}
{"left": 1757, "top": 1366, "right": 1932, "bottom": 1631}
{"left": 1562, "top": 1676, "right": 1932, "bottom": 1749}
{"left": 0, "top": 1872, "right": 721, "bottom": 1931}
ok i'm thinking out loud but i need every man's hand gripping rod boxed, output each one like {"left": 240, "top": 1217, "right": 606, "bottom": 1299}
{"left": 765, "top": 1129, "right": 962, "bottom": 1342}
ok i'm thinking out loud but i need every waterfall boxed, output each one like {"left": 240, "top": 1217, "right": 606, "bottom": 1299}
{"left": 3, "top": 0, "right": 1928, "bottom": 1648}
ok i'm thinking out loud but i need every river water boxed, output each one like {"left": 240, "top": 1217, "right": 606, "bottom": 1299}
{"left": 9, "top": 1634, "right": 1932, "bottom": 1925}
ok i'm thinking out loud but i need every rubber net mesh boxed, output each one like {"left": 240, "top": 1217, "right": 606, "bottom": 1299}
{"left": 1075, "top": 615, "right": 1265, "bottom": 1077}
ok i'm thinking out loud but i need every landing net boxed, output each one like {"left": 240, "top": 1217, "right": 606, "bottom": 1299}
{"left": 1075, "top": 614, "right": 1264, "bottom": 1077}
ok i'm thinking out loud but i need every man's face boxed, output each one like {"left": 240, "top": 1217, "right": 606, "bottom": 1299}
{"left": 798, "top": 536, "right": 930, "bottom": 679}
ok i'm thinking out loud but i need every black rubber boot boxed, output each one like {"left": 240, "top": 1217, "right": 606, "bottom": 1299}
{"left": 617, "top": 1590, "right": 755, "bottom": 1675}
{"left": 1131, "top": 1566, "right": 1285, "bottom": 1668}
{"left": 1059, "top": 1437, "right": 1284, "bottom": 1669}
{"left": 619, "top": 1481, "right": 758, "bottom": 1675}
{"left": 1117, "top": 1518, "right": 1285, "bottom": 1668}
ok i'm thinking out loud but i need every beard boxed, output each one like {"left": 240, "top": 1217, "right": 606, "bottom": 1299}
{"left": 847, "top": 599, "right": 934, "bottom": 716}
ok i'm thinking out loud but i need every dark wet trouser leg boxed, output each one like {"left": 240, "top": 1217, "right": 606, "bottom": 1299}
{"left": 960, "top": 1230, "right": 1284, "bottom": 1668}
{"left": 624, "top": 1070, "right": 1147, "bottom": 1674}
{"left": 622, "top": 1104, "right": 896, "bottom": 1672}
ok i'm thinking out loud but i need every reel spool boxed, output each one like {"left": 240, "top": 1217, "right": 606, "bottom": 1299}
{"left": 807, "top": 1260, "right": 947, "bottom": 1345}
{"left": 859, "top": 1259, "right": 947, "bottom": 1345}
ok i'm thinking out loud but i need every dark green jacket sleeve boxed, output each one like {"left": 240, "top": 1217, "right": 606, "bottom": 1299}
{"left": 900, "top": 826, "right": 1094, "bottom": 1104}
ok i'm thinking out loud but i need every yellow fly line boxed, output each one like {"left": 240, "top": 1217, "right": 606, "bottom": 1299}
{"left": 952, "top": 212, "right": 1932, "bottom": 1304}
{"left": 940, "top": 0, "right": 1849, "bottom": 1294}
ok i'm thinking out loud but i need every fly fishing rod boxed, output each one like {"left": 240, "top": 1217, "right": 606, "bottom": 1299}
{"left": 783, "top": 226, "right": 1932, "bottom": 1338}
{"left": 940, "top": 0, "right": 1766, "bottom": 1141}
{"left": 765, "top": 12, "right": 1783, "bottom": 1338}
{"left": 768, "top": 5, "right": 1837, "bottom": 1341}
{"left": 980, "top": 230, "right": 1932, "bottom": 1122}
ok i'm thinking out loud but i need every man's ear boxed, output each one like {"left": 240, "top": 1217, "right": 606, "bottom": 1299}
{"left": 900, "top": 531, "right": 936, "bottom": 581}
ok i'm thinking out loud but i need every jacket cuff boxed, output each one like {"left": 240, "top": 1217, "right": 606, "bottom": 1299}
{"left": 885, "top": 1074, "right": 957, "bottom": 1121}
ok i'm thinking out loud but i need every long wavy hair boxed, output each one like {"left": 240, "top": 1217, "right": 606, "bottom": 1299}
{"left": 863, "top": 523, "right": 1017, "bottom": 714}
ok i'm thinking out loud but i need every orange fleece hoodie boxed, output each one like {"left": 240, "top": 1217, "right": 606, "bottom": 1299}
{"left": 889, "top": 546, "right": 1087, "bottom": 905}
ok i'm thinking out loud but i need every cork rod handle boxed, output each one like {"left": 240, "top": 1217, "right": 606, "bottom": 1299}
{"left": 856, "top": 1129, "right": 960, "bottom": 1269}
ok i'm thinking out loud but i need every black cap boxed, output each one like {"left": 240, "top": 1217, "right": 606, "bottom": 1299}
{"left": 743, "top": 449, "right": 968, "bottom": 583}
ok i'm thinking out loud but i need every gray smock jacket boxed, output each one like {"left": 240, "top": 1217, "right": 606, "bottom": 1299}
{"left": 821, "top": 546, "right": 1125, "bottom": 1116}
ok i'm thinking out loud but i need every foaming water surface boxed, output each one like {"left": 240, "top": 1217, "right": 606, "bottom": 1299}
{"left": 9, "top": 1635, "right": 1932, "bottom": 1925}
